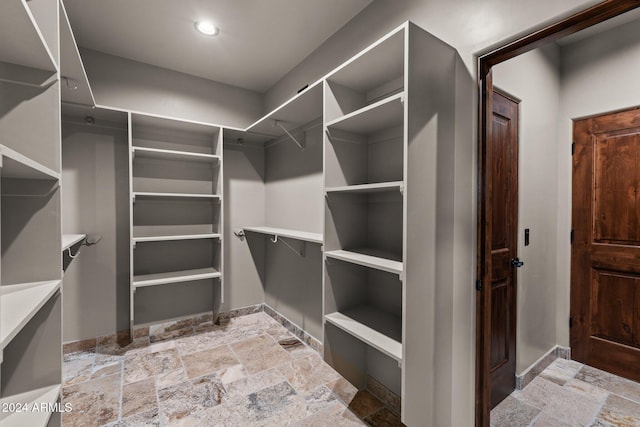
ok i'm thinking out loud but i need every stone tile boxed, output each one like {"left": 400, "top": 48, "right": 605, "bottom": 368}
{"left": 225, "top": 368, "right": 288, "bottom": 397}
{"left": 576, "top": 366, "right": 640, "bottom": 404}
{"left": 303, "top": 385, "right": 340, "bottom": 415}
{"left": 514, "top": 376, "right": 601, "bottom": 425}
{"left": 107, "top": 408, "right": 161, "bottom": 426}
{"left": 63, "top": 351, "right": 95, "bottom": 385}
{"left": 181, "top": 345, "right": 240, "bottom": 379}
{"left": 539, "top": 358, "right": 583, "bottom": 386}
{"left": 598, "top": 394, "right": 640, "bottom": 427}
{"left": 277, "top": 354, "right": 341, "bottom": 393}
{"left": 517, "top": 351, "right": 559, "bottom": 390}
{"left": 91, "top": 360, "right": 122, "bottom": 380}
{"left": 122, "top": 378, "right": 157, "bottom": 418}
{"left": 157, "top": 374, "right": 226, "bottom": 424}
{"left": 231, "top": 334, "right": 293, "bottom": 374}
{"left": 364, "top": 407, "right": 404, "bottom": 427}
{"left": 133, "top": 326, "right": 150, "bottom": 339}
{"left": 491, "top": 395, "right": 540, "bottom": 427}
{"left": 591, "top": 418, "right": 617, "bottom": 427}
{"left": 218, "top": 364, "right": 247, "bottom": 385}
{"left": 295, "top": 401, "right": 366, "bottom": 427}
{"left": 175, "top": 329, "right": 227, "bottom": 355}
{"left": 347, "top": 389, "right": 384, "bottom": 419}
{"left": 327, "top": 377, "right": 359, "bottom": 405}
{"left": 64, "top": 338, "right": 97, "bottom": 354}
{"left": 531, "top": 412, "right": 573, "bottom": 426}
{"left": 124, "top": 348, "right": 181, "bottom": 384}
{"left": 155, "top": 368, "right": 188, "bottom": 390}
{"left": 367, "top": 375, "right": 401, "bottom": 415}
{"left": 276, "top": 335, "right": 316, "bottom": 358}
{"left": 565, "top": 378, "right": 610, "bottom": 403}
{"left": 245, "top": 381, "right": 308, "bottom": 425}
{"left": 195, "top": 394, "right": 250, "bottom": 426}
{"left": 62, "top": 373, "right": 121, "bottom": 427}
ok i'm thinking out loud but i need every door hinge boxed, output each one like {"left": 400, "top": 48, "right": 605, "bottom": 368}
{"left": 570, "top": 230, "right": 574, "bottom": 244}
{"left": 571, "top": 142, "right": 575, "bottom": 155}
{"left": 569, "top": 316, "right": 573, "bottom": 328}
{"left": 476, "top": 279, "right": 482, "bottom": 291}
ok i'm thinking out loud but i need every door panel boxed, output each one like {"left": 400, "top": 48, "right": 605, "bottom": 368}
{"left": 489, "top": 91, "right": 518, "bottom": 408}
{"left": 572, "top": 106, "right": 640, "bottom": 381}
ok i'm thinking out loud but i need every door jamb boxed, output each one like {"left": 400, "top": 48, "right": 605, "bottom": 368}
{"left": 475, "top": 2, "right": 640, "bottom": 426}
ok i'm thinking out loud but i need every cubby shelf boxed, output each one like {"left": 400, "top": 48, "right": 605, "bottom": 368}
{"left": 325, "top": 181, "right": 404, "bottom": 194}
{"left": 325, "top": 249, "right": 402, "bottom": 275}
{"left": 1, "top": 280, "right": 62, "bottom": 349}
{"left": 0, "top": 0, "right": 57, "bottom": 83}
{"left": 243, "top": 226, "right": 323, "bottom": 244}
{"left": 133, "top": 233, "right": 221, "bottom": 243}
{"left": 132, "top": 192, "right": 220, "bottom": 201}
{"left": 133, "top": 267, "right": 221, "bottom": 288}
{"left": 326, "top": 92, "right": 404, "bottom": 135}
{"left": 0, "top": 384, "right": 61, "bottom": 427}
{"left": 325, "top": 307, "right": 402, "bottom": 362}
{"left": 132, "top": 146, "right": 221, "bottom": 163}
{"left": 62, "top": 234, "right": 86, "bottom": 251}
{"left": 0, "top": 145, "right": 60, "bottom": 180}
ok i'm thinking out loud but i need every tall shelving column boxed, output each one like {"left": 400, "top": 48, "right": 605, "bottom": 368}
{"left": 129, "top": 113, "right": 223, "bottom": 332}
{"left": 322, "top": 22, "right": 458, "bottom": 424}
{"left": 0, "top": 0, "right": 63, "bottom": 425}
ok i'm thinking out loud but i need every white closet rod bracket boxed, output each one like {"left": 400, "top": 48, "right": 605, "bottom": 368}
{"left": 270, "top": 234, "right": 305, "bottom": 257}
{"left": 233, "top": 229, "right": 245, "bottom": 239}
{"left": 274, "top": 120, "right": 305, "bottom": 150}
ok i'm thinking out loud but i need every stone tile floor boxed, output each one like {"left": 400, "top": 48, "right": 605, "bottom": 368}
{"left": 62, "top": 312, "right": 403, "bottom": 426}
{"left": 492, "top": 358, "right": 640, "bottom": 426}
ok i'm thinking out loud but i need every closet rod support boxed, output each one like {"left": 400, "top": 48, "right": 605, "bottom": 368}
{"left": 274, "top": 120, "right": 305, "bottom": 150}
{"left": 270, "top": 234, "right": 305, "bottom": 257}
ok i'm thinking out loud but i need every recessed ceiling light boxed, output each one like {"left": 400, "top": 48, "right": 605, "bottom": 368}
{"left": 195, "top": 20, "right": 219, "bottom": 36}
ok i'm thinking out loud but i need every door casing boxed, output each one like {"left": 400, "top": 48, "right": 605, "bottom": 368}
{"left": 475, "top": 2, "right": 640, "bottom": 426}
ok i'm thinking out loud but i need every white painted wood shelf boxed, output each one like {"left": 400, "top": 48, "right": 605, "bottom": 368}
{"left": 243, "top": 226, "right": 323, "bottom": 244}
{"left": 325, "top": 181, "right": 404, "bottom": 194}
{"left": 0, "top": 0, "right": 57, "bottom": 82}
{"left": 326, "top": 92, "right": 404, "bottom": 135}
{"left": 0, "top": 384, "right": 61, "bottom": 427}
{"left": 132, "top": 146, "right": 221, "bottom": 163}
{"left": 59, "top": 0, "right": 94, "bottom": 105}
{"left": 133, "top": 233, "right": 221, "bottom": 243}
{"left": 325, "top": 307, "right": 402, "bottom": 362}
{"left": 325, "top": 249, "right": 403, "bottom": 275}
{"left": 133, "top": 267, "right": 221, "bottom": 288}
{"left": 0, "top": 145, "right": 60, "bottom": 180}
{"left": 133, "top": 192, "right": 220, "bottom": 201}
{"left": 1, "top": 280, "right": 62, "bottom": 349}
{"left": 62, "top": 234, "right": 86, "bottom": 251}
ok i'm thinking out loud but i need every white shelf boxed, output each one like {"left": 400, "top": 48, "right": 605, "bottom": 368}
{"left": 133, "top": 267, "right": 221, "bottom": 288}
{"left": 133, "top": 192, "right": 220, "bottom": 201}
{"left": 134, "top": 233, "right": 221, "bottom": 243}
{"left": 1, "top": 280, "right": 62, "bottom": 349}
{"left": 0, "top": 384, "right": 61, "bottom": 427}
{"left": 62, "top": 234, "right": 86, "bottom": 251}
{"left": 325, "top": 307, "right": 402, "bottom": 362}
{"left": 325, "top": 181, "right": 404, "bottom": 194}
{"left": 132, "top": 146, "right": 220, "bottom": 163}
{"left": 0, "top": 145, "right": 60, "bottom": 180}
{"left": 243, "top": 226, "right": 323, "bottom": 244}
{"left": 0, "top": 0, "right": 57, "bottom": 78}
{"left": 326, "top": 92, "right": 404, "bottom": 135}
{"left": 59, "top": 0, "right": 94, "bottom": 105}
{"left": 325, "top": 249, "right": 402, "bottom": 275}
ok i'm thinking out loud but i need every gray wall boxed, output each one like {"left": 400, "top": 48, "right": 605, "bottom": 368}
{"left": 61, "top": 121, "right": 130, "bottom": 342}
{"left": 493, "top": 44, "right": 562, "bottom": 374}
{"left": 80, "top": 48, "right": 263, "bottom": 129}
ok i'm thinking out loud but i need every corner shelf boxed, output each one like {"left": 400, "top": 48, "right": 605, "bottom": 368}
{"left": 243, "top": 226, "right": 323, "bottom": 244}
{"left": 1, "top": 280, "right": 62, "bottom": 349}
{"left": 132, "top": 146, "right": 221, "bottom": 163}
{"left": 132, "top": 192, "right": 220, "bottom": 201}
{"left": 62, "top": 234, "right": 86, "bottom": 251}
{"left": 0, "top": 384, "right": 61, "bottom": 427}
{"left": 326, "top": 92, "right": 404, "bottom": 135}
{"left": 133, "top": 233, "right": 221, "bottom": 244}
{"left": 325, "top": 307, "right": 402, "bottom": 362}
{"left": 133, "top": 267, "right": 221, "bottom": 288}
{"left": 0, "top": 0, "right": 57, "bottom": 85}
{"left": 325, "top": 181, "right": 404, "bottom": 194}
{"left": 325, "top": 249, "right": 402, "bottom": 275}
{"left": 0, "top": 145, "right": 60, "bottom": 180}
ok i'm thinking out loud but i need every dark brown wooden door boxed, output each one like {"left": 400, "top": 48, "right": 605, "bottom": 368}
{"left": 571, "top": 107, "right": 640, "bottom": 381}
{"left": 489, "top": 91, "right": 519, "bottom": 408}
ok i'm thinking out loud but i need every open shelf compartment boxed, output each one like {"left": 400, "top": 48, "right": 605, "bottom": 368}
{"left": 0, "top": 145, "right": 59, "bottom": 180}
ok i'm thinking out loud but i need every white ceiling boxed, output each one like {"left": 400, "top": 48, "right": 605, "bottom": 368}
{"left": 63, "top": 0, "right": 373, "bottom": 92}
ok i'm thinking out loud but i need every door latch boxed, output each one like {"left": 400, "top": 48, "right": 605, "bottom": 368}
{"left": 511, "top": 257, "right": 524, "bottom": 268}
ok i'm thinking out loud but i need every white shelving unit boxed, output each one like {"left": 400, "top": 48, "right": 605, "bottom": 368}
{"left": 0, "top": 145, "right": 59, "bottom": 181}
{"left": 62, "top": 234, "right": 85, "bottom": 251}
{"left": 59, "top": 0, "right": 94, "bottom": 105}
{"left": 129, "top": 112, "right": 224, "bottom": 330}
{"left": 325, "top": 181, "right": 403, "bottom": 194}
{"left": 243, "top": 226, "right": 323, "bottom": 244}
{"left": 325, "top": 249, "right": 402, "bottom": 275}
{"left": 0, "top": 384, "right": 61, "bottom": 427}
{"left": 325, "top": 92, "right": 404, "bottom": 135}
